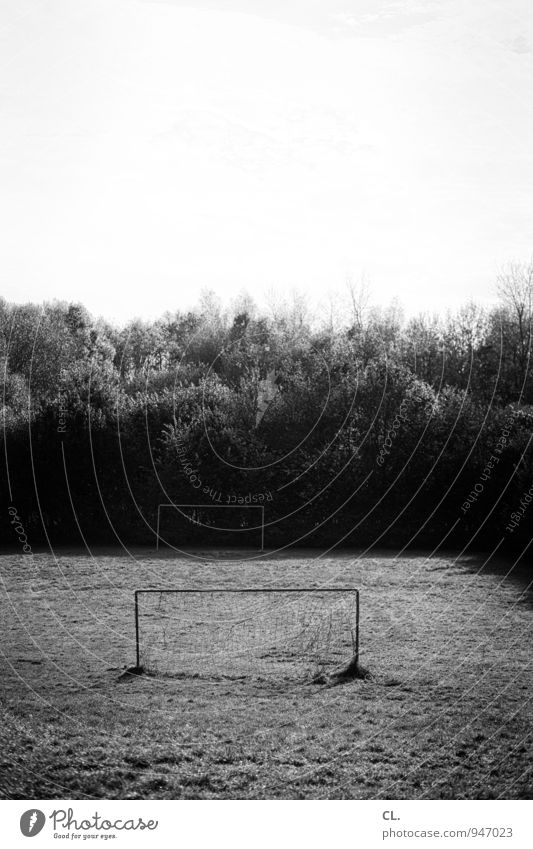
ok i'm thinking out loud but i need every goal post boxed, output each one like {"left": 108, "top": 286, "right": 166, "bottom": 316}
{"left": 155, "top": 503, "right": 265, "bottom": 551}
{"left": 133, "top": 587, "right": 359, "bottom": 683}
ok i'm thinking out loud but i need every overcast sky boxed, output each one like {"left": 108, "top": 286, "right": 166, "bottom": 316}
{"left": 1, "top": 0, "right": 533, "bottom": 323}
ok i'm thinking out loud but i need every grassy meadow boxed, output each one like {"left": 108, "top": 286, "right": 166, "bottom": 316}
{"left": 0, "top": 548, "right": 531, "bottom": 799}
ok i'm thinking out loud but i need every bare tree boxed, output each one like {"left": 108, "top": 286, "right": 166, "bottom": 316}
{"left": 496, "top": 260, "right": 533, "bottom": 384}
{"left": 289, "top": 288, "right": 314, "bottom": 333}
{"left": 231, "top": 289, "right": 257, "bottom": 321}
{"left": 264, "top": 286, "right": 285, "bottom": 325}
{"left": 345, "top": 274, "right": 371, "bottom": 332}
{"left": 321, "top": 289, "right": 344, "bottom": 334}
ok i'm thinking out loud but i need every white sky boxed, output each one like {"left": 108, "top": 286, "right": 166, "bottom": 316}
{"left": 1, "top": 0, "right": 533, "bottom": 324}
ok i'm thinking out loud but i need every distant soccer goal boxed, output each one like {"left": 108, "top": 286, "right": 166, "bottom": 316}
{"left": 155, "top": 503, "right": 265, "bottom": 551}
{"left": 133, "top": 588, "right": 359, "bottom": 683}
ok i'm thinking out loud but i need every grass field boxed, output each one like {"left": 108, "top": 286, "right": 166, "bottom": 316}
{"left": 0, "top": 548, "right": 531, "bottom": 799}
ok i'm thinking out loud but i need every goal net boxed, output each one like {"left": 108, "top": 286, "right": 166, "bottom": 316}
{"left": 134, "top": 588, "right": 359, "bottom": 683}
{"left": 156, "top": 504, "right": 265, "bottom": 550}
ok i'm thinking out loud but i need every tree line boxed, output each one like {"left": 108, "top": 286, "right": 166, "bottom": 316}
{"left": 2, "top": 264, "right": 533, "bottom": 552}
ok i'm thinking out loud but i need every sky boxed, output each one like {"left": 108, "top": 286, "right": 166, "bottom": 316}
{"left": 1, "top": 0, "right": 533, "bottom": 324}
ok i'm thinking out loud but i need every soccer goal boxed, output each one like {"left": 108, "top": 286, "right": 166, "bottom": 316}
{"left": 133, "top": 587, "right": 359, "bottom": 683}
{"left": 155, "top": 503, "right": 265, "bottom": 551}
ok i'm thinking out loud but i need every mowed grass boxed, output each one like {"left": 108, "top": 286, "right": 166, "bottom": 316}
{"left": 0, "top": 548, "right": 531, "bottom": 799}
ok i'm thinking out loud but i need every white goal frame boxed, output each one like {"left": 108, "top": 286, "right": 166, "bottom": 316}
{"left": 156, "top": 503, "right": 265, "bottom": 551}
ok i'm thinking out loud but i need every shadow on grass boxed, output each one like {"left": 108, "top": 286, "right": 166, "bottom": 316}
{"left": 455, "top": 550, "right": 533, "bottom": 607}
